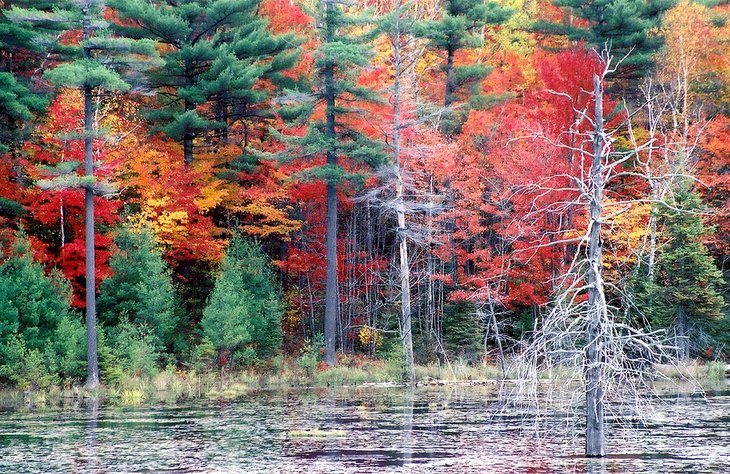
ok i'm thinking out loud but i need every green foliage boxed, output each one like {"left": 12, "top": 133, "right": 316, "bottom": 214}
{"left": 44, "top": 59, "right": 130, "bottom": 91}
{"left": 104, "top": 319, "right": 162, "bottom": 378}
{"left": 534, "top": 0, "right": 674, "bottom": 78}
{"left": 0, "top": 232, "right": 71, "bottom": 352}
{"left": 297, "top": 334, "right": 324, "bottom": 374}
{"left": 636, "top": 183, "right": 725, "bottom": 355}
{"left": 201, "top": 237, "right": 283, "bottom": 366}
{"left": 0, "top": 1, "right": 57, "bottom": 153}
{"left": 275, "top": 1, "right": 387, "bottom": 181}
{"left": 0, "top": 335, "right": 57, "bottom": 389}
{"left": 44, "top": 315, "right": 87, "bottom": 381}
{"left": 98, "top": 225, "right": 181, "bottom": 351}
{"left": 415, "top": 0, "right": 513, "bottom": 134}
{"left": 109, "top": 0, "right": 300, "bottom": 162}
{"left": 443, "top": 301, "right": 483, "bottom": 360}
{"left": 0, "top": 230, "right": 86, "bottom": 386}
{"left": 8, "top": 0, "right": 160, "bottom": 93}
{"left": 0, "top": 72, "right": 48, "bottom": 153}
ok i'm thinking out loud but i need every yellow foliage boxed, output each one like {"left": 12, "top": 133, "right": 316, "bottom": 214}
{"left": 602, "top": 200, "right": 651, "bottom": 281}
{"left": 195, "top": 181, "right": 229, "bottom": 213}
{"left": 358, "top": 325, "right": 383, "bottom": 349}
{"left": 130, "top": 197, "right": 190, "bottom": 246}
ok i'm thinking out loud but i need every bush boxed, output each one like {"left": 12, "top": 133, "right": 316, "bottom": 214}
{"left": 200, "top": 237, "right": 283, "bottom": 367}
{"left": 105, "top": 320, "right": 162, "bottom": 378}
{"left": 297, "top": 335, "right": 324, "bottom": 375}
{"left": 0, "top": 231, "right": 83, "bottom": 387}
{"left": 44, "top": 315, "right": 87, "bottom": 382}
{"left": 442, "top": 301, "right": 483, "bottom": 361}
{"left": 98, "top": 225, "right": 181, "bottom": 351}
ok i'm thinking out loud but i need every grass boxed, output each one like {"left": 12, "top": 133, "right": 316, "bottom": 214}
{"left": 656, "top": 360, "right": 729, "bottom": 383}
{"left": 1, "top": 357, "right": 726, "bottom": 408}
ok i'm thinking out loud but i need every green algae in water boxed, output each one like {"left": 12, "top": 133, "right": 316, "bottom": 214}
{"left": 288, "top": 428, "right": 347, "bottom": 438}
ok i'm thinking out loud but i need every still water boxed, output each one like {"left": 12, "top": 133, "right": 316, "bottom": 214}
{"left": 0, "top": 385, "right": 728, "bottom": 473}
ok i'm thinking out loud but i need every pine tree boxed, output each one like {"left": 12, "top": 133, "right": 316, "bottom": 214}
{"left": 0, "top": 230, "right": 86, "bottom": 385}
{"left": 641, "top": 183, "right": 725, "bottom": 360}
{"left": 8, "top": 0, "right": 159, "bottom": 388}
{"left": 200, "top": 237, "right": 283, "bottom": 366}
{"left": 415, "top": 0, "right": 512, "bottom": 135}
{"left": 98, "top": 225, "right": 180, "bottom": 352}
{"left": 0, "top": 231, "right": 71, "bottom": 354}
{"left": 0, "top": 1, "right": 55, "bottom": 154}
{"left": 275, "top": 0, "right": 387, "bottom": 365}
{"left": 109, "top": 0, "right": 300, "bottom": 166}
{"left": 534, "top": 0, "right": 673, "bottom": 80}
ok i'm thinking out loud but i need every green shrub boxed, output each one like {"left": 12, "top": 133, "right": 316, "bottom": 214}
{"left": 0, "top": 334, "right": 57, "bottom": 389}
{"left": 44, "top": 315, "right": 87, "bottom": 382}
{"left": 442, "top": 301, "right": 483, "bottom": 361}
{"left": 200, "top": 237, "right": 283, "bottom": 367}
{"left": 0, "top": 231, "right": 80, "bottom": 387}
{"left": 105, "top": 320, "right": 162, "bottom": 378}
{"left": 98, "top": 225, "right": 181, "bottom": 351}
{"left": 297, "top": 335, "right": 324, "bottom": 375}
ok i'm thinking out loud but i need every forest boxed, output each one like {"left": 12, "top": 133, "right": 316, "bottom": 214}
{"left": 0, "top": 0, "right": 728, "bottom": 408}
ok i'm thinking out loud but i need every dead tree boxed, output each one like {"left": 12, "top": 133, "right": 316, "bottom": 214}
{"left": 503, "top": 47, "right": 686, "bottom": 458}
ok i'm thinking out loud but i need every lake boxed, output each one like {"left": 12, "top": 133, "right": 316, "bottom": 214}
{"left": 1, "top": 384, "right": 728, "bottom": 473}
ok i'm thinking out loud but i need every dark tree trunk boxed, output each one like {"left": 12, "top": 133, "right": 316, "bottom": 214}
{"left": 444, "top": 43, "right": 455, "bottom": 108}
{"left": 585, "top": 72, "right": 605, "bottom": 457}
{"left": 82, "top": 4, "right": 99, "bottom": 389}
{"left": 184, "top": 98, "right": 194, "bottom": 166}
{"left": 323, "top": 0, "right": 338, "bottom": 366}
{"left": 676, "top": 305, "right": 689, "bottom": 361}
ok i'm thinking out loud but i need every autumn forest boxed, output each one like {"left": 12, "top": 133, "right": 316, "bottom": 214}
{"left": 1, "top": 0, "right": 729, "bottom": 429}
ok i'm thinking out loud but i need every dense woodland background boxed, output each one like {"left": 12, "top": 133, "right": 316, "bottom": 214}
{"left": 0, "top": 0, "right": 728, "bottom": 388}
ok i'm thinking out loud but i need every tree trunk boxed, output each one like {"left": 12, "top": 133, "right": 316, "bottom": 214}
{"left": 444, "top": 43, "right": 455, "bottom": 108}
{"left": 676, "top": 305, "right": 689, "bottom": 361}
{"left": 82, "top": 5, "right": 99, "bottom": 389}
{"left": 391, "top": 0, "right": 415, "bottom": 386}
{"left": 323, "top": 0, "right": 338, "bottom": 366}
{"left": 183, "top": 99, "right": 194, "bottom": 167}
{"left": 490, "top": 302, "right": 506, "bottom": 379}
{"left": 585, "top": 72, "right": 606, "bottom": 457}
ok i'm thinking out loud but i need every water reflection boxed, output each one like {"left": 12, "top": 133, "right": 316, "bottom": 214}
{"left": 79, "top": 397, "right": 101, "bottom": 472}
{"left": 0, "top": 386, "right": 727, "bottom": 473}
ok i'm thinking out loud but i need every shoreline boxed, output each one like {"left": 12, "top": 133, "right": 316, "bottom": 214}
{"left": 1, "top": 360, "right": 727, "bottom": 409}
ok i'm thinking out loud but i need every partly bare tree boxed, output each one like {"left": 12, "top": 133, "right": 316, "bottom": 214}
{"left": 501, "top": 46, "right": 694, "bottom": 457}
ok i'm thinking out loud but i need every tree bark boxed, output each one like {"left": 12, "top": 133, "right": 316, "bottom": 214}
{"left": 391, "top": 0, "right": 415, "bottom": 386}
{"left": 490, "top": 302, "right": 506, "bottom": 379}
{"left": 585, "top": 72, "right": 606, "bottom": 457}
{"left": 323, "top": 0, "right": 338, "bottom": 366}
{"left": 183, "top": 98, "right": 194, "bottom": 166}
{"left": 82, "top": 3, "right": 99, "bottom": 389}
{"left": 444, "top": 43, "right": 455, "bottom": 108}
{"left": 676, "top": 305, "right": 689, "bottom": 361}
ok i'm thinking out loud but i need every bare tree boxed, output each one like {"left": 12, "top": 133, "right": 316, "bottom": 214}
{"left": 501, "top": 47, "right": 691, "bottom": 457}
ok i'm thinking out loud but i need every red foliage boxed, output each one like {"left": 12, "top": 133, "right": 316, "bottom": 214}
{"left": 21, "top": 91, "right": 121, "bottom": 306}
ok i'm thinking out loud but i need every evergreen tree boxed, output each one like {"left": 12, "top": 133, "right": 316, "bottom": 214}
{"left": 534, "top": 0, "right": 673, "bottom": 79}
{"left": 640, "top": 183, "right": 725, "bottom": 360}
{"left": 109, "top": 0, "right": 300, "bottom": 165}
{"left": 275, "top": 1, "right": 387, "bottom": 366}
{"left": 200, "top": 237, "right": 283, "bottom": 366}
{"left": 0, "top": 231, "right": 70, "bottom": 354}
{"left": 9, "top": 0, "right": 159, "bottom": 388}
{"left": 415, "top": 0, "right": 512, "bottom": 135}
{"left": 98, "top": 225, "right": 180, "bottom": 352}
{"left": 0, "top": 1, "right": 55, "bottom": 154}
{"left": 0, "top": 231, "right": 86, "bottom": 385}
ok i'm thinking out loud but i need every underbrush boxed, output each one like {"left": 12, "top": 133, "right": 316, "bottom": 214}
{"left": 1, "top": 357, "right": 725, "bottom": 408}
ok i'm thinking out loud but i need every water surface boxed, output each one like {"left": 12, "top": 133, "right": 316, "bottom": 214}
{"left": 1, "top": 385, "right": 728, "bottom": 473}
